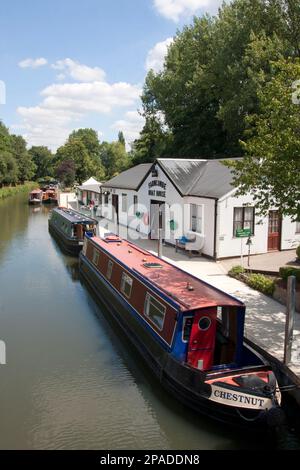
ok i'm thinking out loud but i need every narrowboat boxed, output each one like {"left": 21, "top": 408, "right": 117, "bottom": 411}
{"left": 43, "top": 188, "right": 58, "bottom": 205}
{"left": 48, "top": 207, "right": 98, "bottom": 256}
{"left": 79, "top": 233, "right": 283, "bottom": 430}
{"left": 28, "top": 189, "right": 43, "bottom": 205}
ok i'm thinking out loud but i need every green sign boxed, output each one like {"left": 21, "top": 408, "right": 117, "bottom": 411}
{"left": 236, "top": 228, "right": 252, "bottom": 238}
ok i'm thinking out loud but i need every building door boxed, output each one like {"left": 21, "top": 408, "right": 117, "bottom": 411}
{"left": 187, "top": 308, "right": 217, "bottom": 371}
{"left": 268, "top": 211, "right": 281, "bottom": 251}
{"left": 150, "top": 201, "right": 165, "bottom": 239}
{"left": 112, "top": 195, "right": 119, "bottom": 224}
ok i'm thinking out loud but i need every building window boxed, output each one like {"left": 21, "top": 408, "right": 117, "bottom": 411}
{"left": 92, "top": 248, "right": 100, "bottom": 266}
{"left": 104, "top": 193, "right": 109, "bottom": 205}
{"left": 107, "top": 260, "right": 114, "bottom": 280}
{"left": 134, "top": 195, "right": 138, "bottom": 215}
{"left": 233, "top": 207, "right": 255, "bottom": 237}
{"left": 296, "top": 220, "right": 300, "bottom": 234}
{"left": 120, "top": 272, "right": 133, "bottom": 298}
{"left": 190, "top": 204, "right": 202, "bottom": 233}
{"left": 144, "top": 293, "right": 166, "bottom": 331}
{"left": 122, "top": 194, "right": 127, "bottom": 212}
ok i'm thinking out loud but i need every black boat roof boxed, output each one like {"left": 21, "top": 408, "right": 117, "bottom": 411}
{"left": 54, "top": 207, "right": 98, "bottom": 225}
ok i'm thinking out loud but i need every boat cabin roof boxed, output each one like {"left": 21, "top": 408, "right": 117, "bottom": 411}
{"left": 54, "top": 207, "right": 98, "bottom": 225}
{"left": 31, "top": 189, "right": 43, "bottom": 194}
{"left": 90, "top": 235, "right": 244, "bottom": 312}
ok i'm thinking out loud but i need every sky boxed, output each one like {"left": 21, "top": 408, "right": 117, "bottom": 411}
{"left": 0, "top": 0, "right": 224, "bottom": 151}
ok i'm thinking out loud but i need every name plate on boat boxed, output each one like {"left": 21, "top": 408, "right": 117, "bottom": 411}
{"left": 209, "top": 384, "right": 273, "bottom": 410}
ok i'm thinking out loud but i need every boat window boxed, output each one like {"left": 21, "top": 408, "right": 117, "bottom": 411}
{"left": 120, "top": 272, "right": 133, "bottom": 298}
{"left": 107, "top": 260, "right": 114, "bottom": 280}
{"left": 92, "top": 249, "right": 100, "bottom": 266}
{"left": 182, "top": 317, "right": 193, "bottom": 343}
{"left": 82, "top": 238, "right": 88, "bottom": 256}
{"left": 144, "top": 293, "right": 166, "bottom": 331}
{"left": 198, "top": 317, "right": 211, "bottom": 331}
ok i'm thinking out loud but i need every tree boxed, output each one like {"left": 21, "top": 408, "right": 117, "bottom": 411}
{"left": 56, "top": 160, "right": 76, "bottom": 188}
{"left": 0, "top": 151, "right": 18, "bottom": 185}
{"left": 11, "top": 135, "right": 36, "bottom": 183}
{"left": 69, "top": 128, "right": 101, "bottom": 161}
{"left": 226, "top": 58, "right": 300, "bottom": 219}
{"left": 133, "top": 0, "right": 300, "bottom": 161}
{"left": 118, "top": 131, "right": 126, "bottom": 148}
{"left": 29, "top": 146, "right": 54, "bottom": 180}
{"left": 99, "top": 141, "right": 130, "bottom": 179}
{"left": 56, "top": 138, "right": 95, "bottom": 184}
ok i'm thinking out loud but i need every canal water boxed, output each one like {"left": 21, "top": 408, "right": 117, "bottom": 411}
{"left": 0, "top": 193, "right": 272, "bottom": 450}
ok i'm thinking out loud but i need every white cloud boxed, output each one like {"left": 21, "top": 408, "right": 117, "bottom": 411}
{"left": 19, "top": 57, "right": 48, "bottom": 69}
{"left": 153, "top": 0, "right": 223, "bottom": 22}
{"left": 146, "top": 37, "right": 173, "bottom": 73}
{"left": 15, "top": 60, "right": 142, "bottom": 150}
{"left": 40, "top": 81, "right": 141, "bottom": 114}
{"left": 52, "top": 58, "right": 106, "bottom": 82}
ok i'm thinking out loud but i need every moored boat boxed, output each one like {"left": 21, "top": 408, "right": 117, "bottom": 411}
{"left": 79, "top": 233, "right": 283, "bottom": 430}
{"left": 48, "top": 207, "right": 98, "bottom": 255}
{"left": 28, "top": 189, "right": 43, "bottom": 205}
{"left": 43, "top": 188, "right": 58, "bottom": 205}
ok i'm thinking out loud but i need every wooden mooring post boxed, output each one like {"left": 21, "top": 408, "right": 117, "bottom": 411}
{"left": 284, "top": 276, "right": 296, "bottom": 365}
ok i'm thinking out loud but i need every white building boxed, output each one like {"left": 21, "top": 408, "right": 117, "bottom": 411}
{"left": 101, "top": 159, "right": 300, "bottom": 260}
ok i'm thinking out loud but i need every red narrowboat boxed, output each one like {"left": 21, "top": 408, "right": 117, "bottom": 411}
{"left": 43, "top": 188, "right": 58, "bottom": 205}
{"left": 79, "top": 233, "right": 282, "bottom": 429}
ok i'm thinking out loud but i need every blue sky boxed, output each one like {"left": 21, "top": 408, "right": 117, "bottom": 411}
{"left": 0, "top": 0, "right": 223, "bottom": 150}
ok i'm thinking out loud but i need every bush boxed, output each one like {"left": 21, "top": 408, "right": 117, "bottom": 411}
{"left": 297, "top": 245, "right": 300, "bottom": 260}
{"left": 0, "top": 182, "right": 37, "bottom": 200}
{"left": 228, "top": 265, "right": 245, "bottom": 277}
{"left": 247, "top": 273, "right": 275, "bottom": 296}
{"left": 279, "top": 266, "right": 300, "bottom": 282}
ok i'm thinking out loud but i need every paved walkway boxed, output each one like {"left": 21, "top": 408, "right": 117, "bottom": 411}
{"left": 66, "top": 200, "right": 300, "bottom": 378}
{"left": 221, "top": 250, "right": 299, "bottom": 275}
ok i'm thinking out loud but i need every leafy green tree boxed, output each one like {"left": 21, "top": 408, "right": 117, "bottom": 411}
{"left": 226, "top": 58, "right": 300, "bottom": 219}
{"left": 0, "top": 151, "right": 18, "bottom": 185}
{"left": 56, "top": 138, "right": 95, "bottom": 184}
{"left": 29, "top": 146, "right": 54, "bottom": 180}
{"left": 118, "top": 131, "right": 126, "bottom": 148}
{"left": 11, "top": 135, "right": 36, "bottom": 183}
{"left": 69, "top": 129, "right": 101, "bottom": 160}
{"left": 133, "top": 0, "right": 300, "bottom": 160}
{"left": 99, "top": 141, "right": 130, "bottom": 179}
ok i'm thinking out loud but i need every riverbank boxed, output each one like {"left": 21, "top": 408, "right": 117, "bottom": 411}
{"left": 0, "top": 182, "right": 37, "bottom": 201}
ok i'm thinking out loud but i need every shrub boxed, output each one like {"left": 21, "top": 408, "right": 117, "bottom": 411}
{"left": 297, "top": 245, "right": 300, "bottom": 260}
{"left": 228, "top": 265, "right": 245, "bottom": 277}
{"left": 247, "top": 273, "right": 275, "bottom": 296}
{"left": 279, "top": 266, "right": 300, "bottom": 282}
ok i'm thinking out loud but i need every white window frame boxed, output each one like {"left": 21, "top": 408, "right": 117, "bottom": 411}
{"left": 92, "top": 248, "right": 100, "bottom": 266}
{"left": 190, "top": 204, "right": 203, "bottom": 233}
{"left": 107, "top": 260, "right": 114, "bottom": 280}
{"left": 122, "top": 194, "right": 127, "bottom": 213}
{"left": 120, "top": 272, "right": 133, "bottom": 298}
{"left": 144, "top": 293, "right": 166, "bottom": 331}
